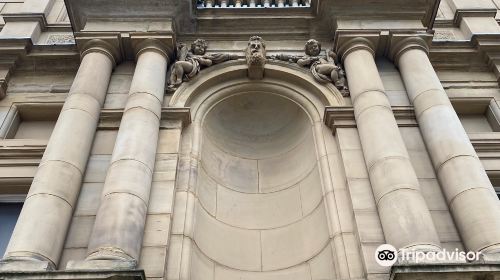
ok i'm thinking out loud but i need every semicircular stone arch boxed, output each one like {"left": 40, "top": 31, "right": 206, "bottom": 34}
{"left": 167, "top": 61, "right": 358, "bottom": 280}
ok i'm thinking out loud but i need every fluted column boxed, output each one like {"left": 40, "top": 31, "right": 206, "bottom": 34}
{"left": 393, "top": 37, "right": 500, "bottom": 255}
{"left": 338, "top": 38, "right": 441, "bottom": 251}
{"left": 77, "top": 39, "right": 169, "bottom": 269}
{"left": 0, "top": 40, "right": 116, "bottom": 271}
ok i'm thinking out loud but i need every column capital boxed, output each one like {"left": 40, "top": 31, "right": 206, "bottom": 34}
{"left": 75, "top": 33, "right": 122, "bottom": 67}
{"left": 130, "top": 33, "right": 175, "bottom": 63}
{"left": 387, "top": 33, "right": 433, "bottom": 66}
{"left": 335, "top": 33, "right": 379, "bottom": 63}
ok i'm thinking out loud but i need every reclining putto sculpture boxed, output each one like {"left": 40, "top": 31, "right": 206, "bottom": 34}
{"left": 168, "top": 39, "right": 238, "bottom": 89}
{"left": 272, "top": 39, "right": 349, "bottom": 96}
{"left": 167, "top": 37, "right": 347, "bottom": 95}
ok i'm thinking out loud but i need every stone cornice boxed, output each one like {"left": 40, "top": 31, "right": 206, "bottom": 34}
{"left": 324, "top": 106, "right": 418, "bottom": 134}
{"left": 0, "top": 38, "right": 32, "bottom": 100}
{"left": 99, "top": 107, "right": 191, "bottom": 129}
{"left": 452, "top": 9, "right": 497, "bottom": 27}
{"left": 472, "top": 34, "right": 500, "bottom": 83}
{"left": 0, "top": 139, "right": 47, "bottom": 161}
{"left": 2, "top": 13, "right": 48, "bottom": 31}
{"left": 0, "top": 269, "right": 146, "bottom": 280}
{"left": 324, "top": 106, "right": 500, "bottom": 158}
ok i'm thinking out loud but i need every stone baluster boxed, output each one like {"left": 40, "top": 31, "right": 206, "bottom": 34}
{"left": 69, "top": 39, "right": 170, "bottom": 269}
{"left": 393, "top": 36, "right": 500, "bottom": 256}
{"left": 0, "top": 39, "right": 117, "bottom": 271}
{"left": 338, "top": 37, "right": 441, "bottom": 252}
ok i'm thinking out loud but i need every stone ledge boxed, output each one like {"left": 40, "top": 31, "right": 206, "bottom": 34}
{"left": 390, "top": 263, "right": 500, "bottom": 280}
{"left": 0, "top": 269, "right": 145, "bottom": 280}
{"left": 324, "top": 106, "right": 417, "bottom": 133}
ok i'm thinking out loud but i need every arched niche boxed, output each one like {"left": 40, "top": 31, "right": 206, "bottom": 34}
{"left": 167, "top": 61, "right": 354, "bottom": 280}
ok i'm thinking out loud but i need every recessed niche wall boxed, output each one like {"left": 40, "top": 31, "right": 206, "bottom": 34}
{"left": 189, "top": 92, "right": 334, "bottom": 279}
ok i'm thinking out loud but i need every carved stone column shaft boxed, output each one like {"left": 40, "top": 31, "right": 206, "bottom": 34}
{"left": 0, "top": 45, "right": 115, "bottom": 271}
{"left": 81, "top": 43, "right": 168, "bottom": 268}
{"left": 395, "top": 37, "right": 500, "bottom": 254}
{"left": 340, "top": 38, "right": 441, "bottom": 251}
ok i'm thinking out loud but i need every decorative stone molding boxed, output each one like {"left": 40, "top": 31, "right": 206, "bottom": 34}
{"left": 130, "top": 33, "right": 175, "bottom": 61}
{"left": 334, "top": 32, "right": 379, "bottom": 62}
{"left": 76, "top": 32, "right": 176, "bottom": 66}
{"left": 75, "top": 33, "right": 123, "bottom": 67}
{"left": 0, "top": 140, "right": 46, "bottom": 159}
{"left": 0, "top": 38, "right": 32, "bottom": 100}
{"left": 386, "top": 33, "right": 433, "bottom": 65}
{"left": 0, "top": 270, "right": 145, "bottom": 280}
{"left": 473, "top": 34, "right": 500, "bottom": 84}
{"left": 99, "top": 107, "right": 191, "bottom": 129}
{"left": 433, "top": 30, "right": 456, "bottom": 41}
{"left": 324, "top": 106, "right": 418, "bottom": 134}
{"left": 2, "top": 13, "right": 48, "bottom": 31}
{"left": 46, "top": 34, "right": 75, "bottom": 45}
{"left": 452, "top": 9, "right": 497, "bottom": 27}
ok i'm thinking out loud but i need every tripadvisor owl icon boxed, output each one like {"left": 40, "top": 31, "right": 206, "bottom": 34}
{"left": 375, "top": 244, "right": 398, "bottom": 266}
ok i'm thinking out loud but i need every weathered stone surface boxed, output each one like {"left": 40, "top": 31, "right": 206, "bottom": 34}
{"left": 2, "top": 1, "right": 500, "bottom": 279}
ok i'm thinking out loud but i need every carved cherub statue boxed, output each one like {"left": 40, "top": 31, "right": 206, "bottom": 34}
{"left": 168, "top": 39, "right": 238, "bottom": 89}
{"left": 272, "top": 39, "right": 348, "bottom": 96}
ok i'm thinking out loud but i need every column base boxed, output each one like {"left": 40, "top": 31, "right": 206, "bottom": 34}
{"left": 481, "top": 252, "right": 500, "bottom": 263}
{"left": 480, "top": 244, "right": 500, "bottom": 263}
{"left": 390, "top": 263, "right": 500, "bottom": 280}
{"left": 0, "top": 258, "right": 54, "bottom": 272}
{"left": 0, "top": 269, "right": 145, "bottom": 280}
{"left": 66, "top": 259, "right": 137, "bottom": 271}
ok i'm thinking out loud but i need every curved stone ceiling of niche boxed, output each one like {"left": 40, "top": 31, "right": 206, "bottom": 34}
{"left": 191, "top": 92, "right": 333, "bottom": 274}
{"left": 203, "top": 91, "right": 311, "bottom": 159}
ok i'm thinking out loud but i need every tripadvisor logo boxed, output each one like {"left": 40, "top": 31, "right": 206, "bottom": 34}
{"left": 375, "top": 244, "right": 397, "bottom": 266}
{"left": 375, "top": 244, "right": 482, "bottom": 267}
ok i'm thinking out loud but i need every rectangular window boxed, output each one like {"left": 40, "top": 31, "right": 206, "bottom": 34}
{"left": 0, "top": 202, "right": 23, "bottom": 256}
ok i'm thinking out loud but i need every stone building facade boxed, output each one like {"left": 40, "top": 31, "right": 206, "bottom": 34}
{"left": 0, "top": 0, "right": 499, "bottom": 279}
